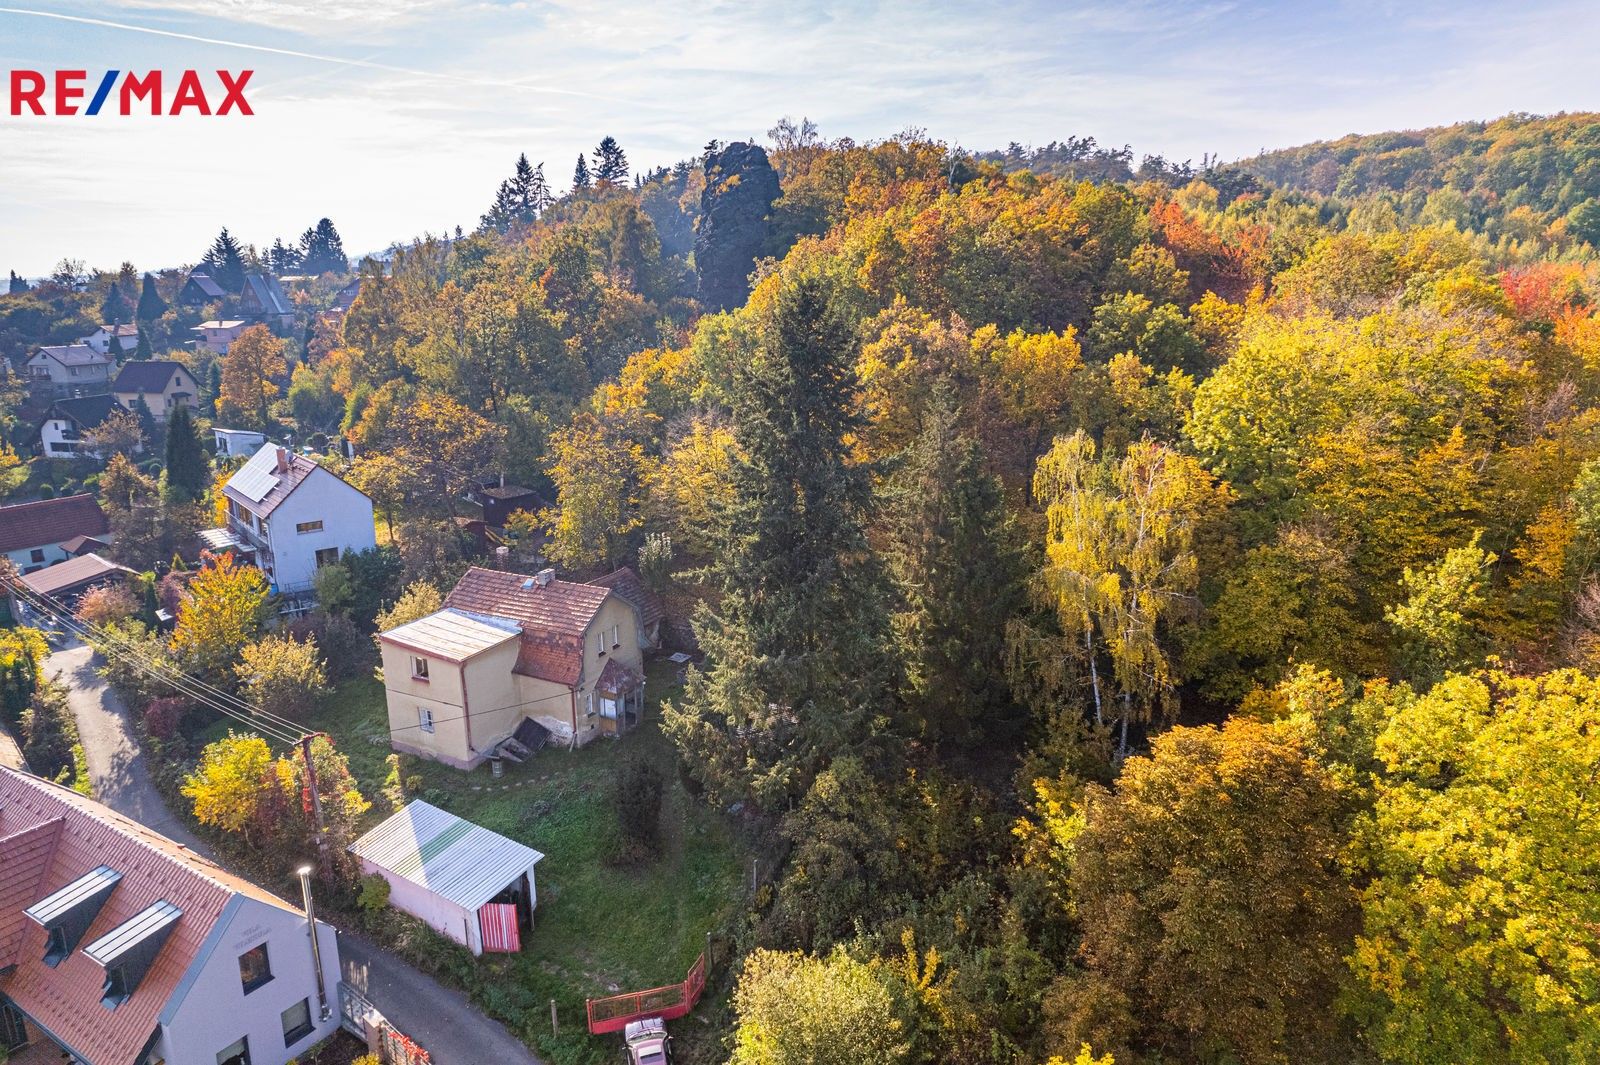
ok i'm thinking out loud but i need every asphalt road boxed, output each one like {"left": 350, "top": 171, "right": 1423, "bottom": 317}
{"left": 46, "top": 639, "right": 544, "bottom": 1065}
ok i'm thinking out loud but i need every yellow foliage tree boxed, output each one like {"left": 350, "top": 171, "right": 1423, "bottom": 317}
{"left": 220, "top": 325, "right": 288, "bottom": 428}
{"left": 170, "top": 551, "right": 269, "bottom": 680}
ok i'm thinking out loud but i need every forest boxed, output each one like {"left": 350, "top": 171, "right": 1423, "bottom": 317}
{"left": 3, "top": 111, "right": 1600, "bottom": 1064}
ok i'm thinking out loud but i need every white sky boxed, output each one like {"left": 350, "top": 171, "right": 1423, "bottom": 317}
{"left": 3, "top": 0, "right": 1600, "bottom": 276}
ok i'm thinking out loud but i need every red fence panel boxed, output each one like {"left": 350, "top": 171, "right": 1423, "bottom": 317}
{"left": 586, "top": 953, "right": 707, "bottom": 1034}
{"left": 479, "top": 903, "right": 521, "bottom": 953}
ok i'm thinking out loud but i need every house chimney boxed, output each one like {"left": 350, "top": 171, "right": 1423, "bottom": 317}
{"left": 535, "top": 568, "right": 556, "bottom": 588}
{"left": 495, "top": 546, "right": 509, "bottom": 570}
{"left": 276, "top": 447, "right": 290, "bottom": 474}
{"left": 297, "top": 865, "right": 332, "bottom": 1021}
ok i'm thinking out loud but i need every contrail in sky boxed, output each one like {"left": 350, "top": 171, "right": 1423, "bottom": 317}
{"left": 0, "top": 6, "right": 618, "bottom": 100}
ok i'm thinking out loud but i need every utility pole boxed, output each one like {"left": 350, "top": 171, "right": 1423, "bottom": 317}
{"left": 300, "top": 733, "right": 328, "bottom": 876}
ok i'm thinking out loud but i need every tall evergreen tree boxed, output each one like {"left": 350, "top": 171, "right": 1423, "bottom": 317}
{"left": 164, "top": 404, "right": 209, "bottom": 501}
{"left": 480, "top": 154, "right": 547, "bottom": 232}
{"left": 266, "top": 238, "right": 303, "bottom": 274}
{"left": 136, "top": 273, "right": 166, "bottom": 321}
{"left": 7, "top": 270, "right": 27, "bottom": 294}
{"left": 101, "top": 281, "right": 132, "bottom": 325}
{"left": 884, "top": 388, "right": 1025, "bottom": 744}
{"left": 662, "top": 274, "right": 896, "bottom": 809}
{"left": 107, "top": 330, "right": 125, "bottom": 362}
{"left": 201, "top": 228, "right": 247, "bottom": 292}
{"left": 134, "top": 327, "right": 154, "bottom": 361}
{"left": 572, "top": 153, "right": 592, "bottom": 191}
{"left": 593, "top": 136, "right": 629, "bottom": 185}
{"left": 299, "top": 218, "right": 348, "bottom": 275}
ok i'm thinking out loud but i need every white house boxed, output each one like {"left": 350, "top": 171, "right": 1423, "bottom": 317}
{"left": 25, "top": 344, "right": 116, "bottom": 397}
{"left": 0, "top": 766, "right": 342, "bottom": 1065}
{"left": 210, "top": 444, "right": 375, "bottom": 595}
{"left": 214, "top": 428, "right": 267, "bottom": 458}
{"left": 192, "top": 320, "right": 249, "bottom": 355}
{"left": 80, "top": 323, "right": 140, "bottom": 356}
{"left": 36, "top": 395, "right": 126, "bottom": 461}
{"left": 0, "top": 494, "right": 112, "bottom": 573}
{"left": 349, "top": 800, "right": 543, "bottom": 956}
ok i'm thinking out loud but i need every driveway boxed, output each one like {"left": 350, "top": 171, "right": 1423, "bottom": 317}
{"left": 46, "top": 639, "right": 543, "bottom": 1065}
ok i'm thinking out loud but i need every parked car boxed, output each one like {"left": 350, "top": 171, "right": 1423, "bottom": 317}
{"left": 623, "top": 1017, "right": 672, "bottom": 1065}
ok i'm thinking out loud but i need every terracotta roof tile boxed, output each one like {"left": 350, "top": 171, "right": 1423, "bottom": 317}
{"left": 589, "top": 567, "right": 664, "bottom": 628}
{"left": 0, "top": 817, "right": 64, "bottom": 969}
{"left": 0, "top": 768, "right": 298, "bottom": 1065}
{"left": 512, "top": 631, "right": 584, "bottom": 686}
{"left": 0, "top": 494, "right": 110, "bottom": 554}
{"left": 445, "top": 566, "right": 610, "bottom": 637}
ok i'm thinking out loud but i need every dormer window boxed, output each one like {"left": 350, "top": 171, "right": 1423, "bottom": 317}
{"left": 26, "top": 864, "right": 122, "bottom": 968}
{"left": 84, "top": 900, "right": 182, "bottom": 1010}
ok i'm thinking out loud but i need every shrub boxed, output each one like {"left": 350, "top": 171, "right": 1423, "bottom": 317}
{"left": 608, "top": 754, "right": 665, "bottom": 866}
{"left": 357, "top": 873, "right": 392, "bottom": 912}
{"left": 75, "top": 584, "right": 140, "bottom": 628}
{"left": 287, "top": 613, "right": 370, "bottom": 682}
{"left": 142, "top": 696, "right": 188, "bottom": 740}
{"left": 236, "top": 634, "right": 328, "bottom": 720}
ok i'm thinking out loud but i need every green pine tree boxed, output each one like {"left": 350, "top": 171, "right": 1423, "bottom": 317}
{"left": 593, "top": 136, "right": 629, "bottom": 185}
{"left": 136, "top": 272, "right": 167, "bottom": 321}
{"left": 101, "top": 282, "right": 132, "bottom": 324}
{"left": 662, "top": 274, "right": 897, "bottom": 809}
{"left": 201, "top": 228, "right": 246, "bottom": 292}
{"left": 164, "top": 404, "right": 209, "bottom": 501}
{"left": 134, "top": 327, "right": 154, "bottom": 360}
{"left": 883, "top": 386, "right": 1026, "bottom": 745}
{"left": 572, "top": 153, "right": 592, "bottom": 191}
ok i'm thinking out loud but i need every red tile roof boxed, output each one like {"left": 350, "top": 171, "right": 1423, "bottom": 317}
{"left": 0, "top": 767, "right": 297, "bottom": 1065}
{"left": 512, "top": 631, "right": 584, "bottom": 686}
{"left": 0, "top": 494, "right": 110, "bottom": 554}
{"left": 589, "top": 567, "right": 665, "bottom": 629}
{"left": 445, "top": 566, "right": 610, "bottom": 637}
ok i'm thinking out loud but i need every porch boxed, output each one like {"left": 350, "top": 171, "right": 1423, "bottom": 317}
{"left": 595, "top": 658, "right": 644, "bottom": 737}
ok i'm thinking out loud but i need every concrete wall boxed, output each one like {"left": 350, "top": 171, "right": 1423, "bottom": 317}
{"left": 158, "top": 896, "right": 342, "bottom": 1065}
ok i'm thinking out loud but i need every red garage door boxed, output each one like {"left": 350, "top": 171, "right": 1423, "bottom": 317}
{"left": 479, "top": 903, "right": 521, "bottom": 952}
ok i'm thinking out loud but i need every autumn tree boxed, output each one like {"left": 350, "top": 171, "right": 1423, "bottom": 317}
{"left": 236, "top": 634, "right": 327, "bottom": 720}
{"left": 373, "top": 580, "right": 443, "bottom": 635}
{"left": 541, "top": 411, "right": 646, "bottom": 571}
{"left": 1384, "top": 533, "right": 1497, "bottom": 685}
{"left": 182, "top": 731, "right": 284, "bottom": 842}
{"left": 170, "top": 550, "right": 270, "bottom": 681}
{"left": 220, "top": 325, "right": 288, "bottom": 428}
{"left": 383, "top": 391, "right": 506, "bottom": 515}
{"left": 646, "top": 418, "right": 739, "bottom": 558}
{"left": 663, "top": 275, "right": 896, "bottom": 808}
{"left": 1039, "top": 718, "right": 1356, "bottom": 1063}
{"left": 81, "top": 408, "right": 145, "bottom": 460}
{"left": 1032, "top": 430, "right": 1219, "bottom": 752}
{"left": 1347, "top": 670, "right": 1600, "bottom": 1063}
{"left": 731, "top": 948, "right": 913, "bottom": 1065}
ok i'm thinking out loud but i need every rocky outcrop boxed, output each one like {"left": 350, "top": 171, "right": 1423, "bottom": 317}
{"left": 695, "top": 141, "right": 781, "bottom": 312}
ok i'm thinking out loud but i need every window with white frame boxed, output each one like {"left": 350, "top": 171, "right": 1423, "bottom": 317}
{"left": 412, "top": 656, "right": 429, "bottom": 680}
{"left": 419, "top": 706, "right": 435, "bottom": 733}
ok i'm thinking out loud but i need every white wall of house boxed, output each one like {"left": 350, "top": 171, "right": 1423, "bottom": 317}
{"left": 215, "top": 429, "right": 266, "bottom": 457}
{"left": 26, "top": 352, "right": 112, "bottom": 392}
{"left": 38, "top": 416, "right": 84, "bottom": 459}
{"left": 156, "top": 896, "right": 342, "bottom": 1065}
{"left": 81, "top": 327, "right": 137, "bottom": 355}
{"left": 4, "top": 541, "right": 71, "bottom": 573}
{"left": 241, "top": 466, "right": 376, "bottom": 592}
{"left": 357, "top": 859, "right": 483, "bottom": 954}
{"left": 194, "top": 324, "right": 248, "bottom": 354}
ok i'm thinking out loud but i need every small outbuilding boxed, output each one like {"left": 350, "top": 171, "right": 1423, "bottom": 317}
{"left": 348, "top": 800, "right": 544, "bottom": 955}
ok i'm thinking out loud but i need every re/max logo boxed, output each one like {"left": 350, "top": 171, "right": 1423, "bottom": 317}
{"left": 8, "top": 70, "right": 254, "bottom": 116}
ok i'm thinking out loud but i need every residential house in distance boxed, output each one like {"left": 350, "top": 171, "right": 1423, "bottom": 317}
{"left": 378, "top": 566, "right": 646, "bottom": 767}
{"left": 178, "top": 272, "right": 226, "bottom": 306}
{"left": 213, "top": 428, "right": 267, "bottom": 458}
{"left": 35, "top": 395, "right": 125, "bottom": 461}
{"left": 25, "top": 344, "right": 116, "bottom": 399}
{"left": 192, "top": 320, "right": 248, "bottom": 355}
{"left": 239, "top": 273, "right": 295, "bottom": 330}
{"left": 466, "top": 479, "right": 548, "bottom": 527}
{"left": 0, "top": 766, "right": 342, "bottom": 1065}
{"left": 8, "top": 553, "right": 135, "bottom": 618}
{"left": 79, "top": 323, "right": 140, "bottom": 357}
{"left": 112, "top": 361, "right": 198, "bottom": 422}
{"left": 349, "top": 800, "right": 543, "bottom": 956}
{"left": 589, "top": 566, "right": 666, "bottom": 650}
{"left": 204, "top": 444, "right": 375, "bottom": 598}
{"left": 0, "top": 494, "right": 112, "bottom": 573}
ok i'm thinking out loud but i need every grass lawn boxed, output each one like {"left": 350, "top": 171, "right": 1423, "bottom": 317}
{"left": 306, "top": 658, "right": 751, "bottom": 1062}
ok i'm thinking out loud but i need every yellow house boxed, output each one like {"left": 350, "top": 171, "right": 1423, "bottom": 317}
{"left": 112, "top": 360, "right": 199, "bottom": 420}
{"left": 379, "top": 567, "right": 646, "bottom": 768}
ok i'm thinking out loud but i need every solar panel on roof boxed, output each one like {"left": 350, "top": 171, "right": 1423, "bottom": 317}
{"left": 229, "top": 450, "right": 280, "bottom": 502}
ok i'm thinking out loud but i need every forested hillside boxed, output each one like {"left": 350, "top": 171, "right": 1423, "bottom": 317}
{"left": 1241, "top": 111, "right": 1600, "bottom": 252}
{"left": 4, "top": 115, "right": 1599, "bottom": 1064}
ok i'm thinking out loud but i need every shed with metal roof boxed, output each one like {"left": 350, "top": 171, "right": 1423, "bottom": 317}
{"left": 347, "top": 800, "right": 543, "bottom": 955}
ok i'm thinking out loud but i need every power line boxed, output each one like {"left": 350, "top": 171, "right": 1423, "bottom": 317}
{"left": 6, "top": 579, "right": 305, "bottom": 746}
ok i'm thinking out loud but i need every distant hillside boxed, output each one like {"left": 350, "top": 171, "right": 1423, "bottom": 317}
{"left": 1238, "top": 112, "right": 1600, "bottom": 236}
